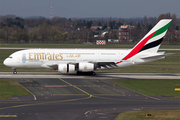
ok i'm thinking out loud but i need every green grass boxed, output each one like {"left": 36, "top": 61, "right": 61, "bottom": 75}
{"left": 168, "top": 96, "right": 180, "bottom": 99}
{"left": 114, "top": 110, "right": 180, "bottom": 120}
{"left": 114, "top": 79, "right": 180, "bottom": 96}
{"left": 0, "top": 43, "right": 179, "bottom": 49}
{"left": 0, "top": 79, "right": 32, "bottom": 99}
{"left": 0, "top": 43, "right": 134, "bottom": 48}
{"left": 0, "top": 96, "right": 12, "bottom": 99}
{"left": 0, "top": 49, "right": 179, "bottom": 73}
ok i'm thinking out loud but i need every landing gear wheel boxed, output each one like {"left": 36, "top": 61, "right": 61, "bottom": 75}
{"left": 13, "top": 69, "right": 17, "bottom": 74}
{"left": 76, "top": 71, "right": 96, "bottom": 75}
{"left": 89, "top": 71, "right": 96, "bottom": 75}
{"left": 91, "top": 71, "right": 96, "bottom": 75}
{"left": 76, "top": 71, "right": 82, "bottom": 75}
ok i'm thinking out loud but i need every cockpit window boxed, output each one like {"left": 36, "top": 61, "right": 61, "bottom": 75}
{"left": 8, "top": 56, "right": 13, "bottom": 59}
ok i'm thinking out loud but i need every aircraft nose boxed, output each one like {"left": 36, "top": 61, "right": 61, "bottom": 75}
{"left": 3, "top": 58, "right": 8, "bottom": 66}
{"left": 3, "top": 58, "right": 11, "bottom": 67}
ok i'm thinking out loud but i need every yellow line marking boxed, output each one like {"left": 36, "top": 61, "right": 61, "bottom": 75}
{"left": 175, "top": 88, "right": 180, "bottom": 91}
{"left": 53, "top": 94, "right": 86, "bottom": 96}
{"left": 92, "top": 95, "right": 167, "bottom": 103}
{"left": 35, "top": 113, "right": 39, "bottom": 115}
{"left": 92, "top": 94, "right": 126, "bottom": 96}
{"left": 0, "top": 96, "right": 91, "bottom": 110}
{"left": 0, "top": 115, "right": 17, "bottom": 117}
{"left": 53, "top": 94, "right": 125, "bottom": 96}
{"left": 44, "top": 85, "right": 67, "bottom": 87}
{"left": 58, "top": 78, "right": 92, "bottom": 97}
{"left": 43, "top": 85, "right": 103, "bottom": 87}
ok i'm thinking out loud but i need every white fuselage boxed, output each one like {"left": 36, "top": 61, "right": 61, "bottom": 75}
{"left": 3, "top": 48, "right": 162, "bottom": 72}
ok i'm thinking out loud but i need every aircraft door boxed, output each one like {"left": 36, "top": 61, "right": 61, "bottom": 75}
{"left": 117, "top": 52, "right": 120, "bottom": 57}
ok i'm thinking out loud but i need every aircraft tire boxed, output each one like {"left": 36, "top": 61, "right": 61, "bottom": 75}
{"left": 77, "top": 71, "right": 96, "bottom": 75}
{"left": 76, "top": 71, "right": 81, "bottom": 75}
{"left": 13, "top": 71, "right": 17, "bottom": 74}
{"left": 13, "top": 69, "right": 17, "bottom": 74}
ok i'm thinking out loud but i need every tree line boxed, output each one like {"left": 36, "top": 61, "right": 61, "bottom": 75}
{"left": 0, "top": 13, "right": 179, "bottom": 44}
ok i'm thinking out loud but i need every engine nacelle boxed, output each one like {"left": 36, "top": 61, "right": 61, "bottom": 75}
{"left": 58, "top": 64, "right": 75, "bottom": 73}
{"left": 78, "top": 63, "right": 94, "bottom": 72}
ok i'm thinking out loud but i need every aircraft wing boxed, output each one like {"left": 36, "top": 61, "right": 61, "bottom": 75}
{"left": 95, "top": 62, "right": 118, "bottom": 69}
{"left": 41, "top": 61, "right": 118, "bottom": 70}
{"left": 41, "top": 63, "right": 58, "bottom": 69}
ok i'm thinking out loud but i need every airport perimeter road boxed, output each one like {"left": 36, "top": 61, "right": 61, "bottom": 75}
{"left": 0, "top": 72, "right": 180, "bottom": 79}
{"left": 0, "top": 77, "right": 179, "bottom": 120}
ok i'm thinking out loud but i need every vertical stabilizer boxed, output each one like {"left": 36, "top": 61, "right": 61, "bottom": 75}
{"left": 116, "top": 19, "right": 172, "bottom": 64}
{"left": 134, "top": 19, "right": 172, "bottom": 53}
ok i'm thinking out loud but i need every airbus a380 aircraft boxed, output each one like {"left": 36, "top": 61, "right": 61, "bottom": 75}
{"left": 4, "top": 19, "right": 172, "bottom": 74}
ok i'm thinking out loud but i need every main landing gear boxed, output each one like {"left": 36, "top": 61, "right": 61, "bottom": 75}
{"left": 13, "top": 68, "right": 17, "bottom": 74}
{"left": 76, "top": 71, "right": 96, "bottom": 75}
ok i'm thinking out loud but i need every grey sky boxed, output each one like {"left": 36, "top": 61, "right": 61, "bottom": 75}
{"left": 0, "top": 0, "right": 179, "bottom": 18}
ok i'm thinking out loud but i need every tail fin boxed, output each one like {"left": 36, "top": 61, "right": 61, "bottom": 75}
{"left": 133, "top": 19, "right": 172, "bottom": 53}
{"left": 116, "top": 19, "right": 172, "bottom": 64}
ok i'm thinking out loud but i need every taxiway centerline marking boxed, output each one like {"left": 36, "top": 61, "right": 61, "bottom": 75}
{"left": 0, "top": 96, "right": 92, "bottom": 110}
{"left": 0, "top": 115, "right": 17, "bottom": 117}
{"left": 58, "top": 77, "right": 92, "bottom": 97}
{"left": 44, "top": 85, "right": 103, "bottom": 87}
{"left": 52, "top": 94, "right": 126, "bottom": 96}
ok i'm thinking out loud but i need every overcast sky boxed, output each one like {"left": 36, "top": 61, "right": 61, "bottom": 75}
{"left": 0, "top": 0, "right": 179, "bottom": 18}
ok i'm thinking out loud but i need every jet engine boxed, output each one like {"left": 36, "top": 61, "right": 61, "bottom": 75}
{"left": 58, "top": 64, "right": 75, "bottom": 73}
{"left": 78, "top": 63, "right": 95, "bottom": 72}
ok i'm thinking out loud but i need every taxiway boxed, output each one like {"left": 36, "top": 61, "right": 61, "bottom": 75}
{"left": 0, "top": 73, "right": 179, "bottom": 120}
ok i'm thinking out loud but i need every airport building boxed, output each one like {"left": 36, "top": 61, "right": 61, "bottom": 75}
{"left": 119, "top": 25, "right": 130, "bottom": 41}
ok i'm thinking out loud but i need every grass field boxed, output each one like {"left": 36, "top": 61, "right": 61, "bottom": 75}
{"left": 114, "top": 110, "right": 180, "bottom": 120}
{"left": 0, "top": 43, "right": 134, "bottom": 48}
{"left": 0, "top": 79, "right": 32, "bottom": 99}
{"left": 0, "top": 43, "right": 180, "bottom": 49}
{"left": 0, "top": 49, "right": 179, "bottom": 73}
{"left": 114, "top": 79, "right": 180, "bottom": 97}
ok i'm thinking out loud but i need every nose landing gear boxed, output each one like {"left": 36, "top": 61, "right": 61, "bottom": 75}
{"left": 13, "top": 68, "right": 17, "bottom": 74}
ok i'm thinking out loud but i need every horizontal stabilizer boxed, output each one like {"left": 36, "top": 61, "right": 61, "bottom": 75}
{"left": 140, "top": 53, "right": 174, "bottom": 60}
